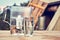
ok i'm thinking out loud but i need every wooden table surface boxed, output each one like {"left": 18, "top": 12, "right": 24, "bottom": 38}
{"left": 0, "top": 30, "right": 60, "bottom": 40}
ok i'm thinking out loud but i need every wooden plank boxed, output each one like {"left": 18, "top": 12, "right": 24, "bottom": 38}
{"left": 0, "top": 31, "right": 60, "bottom": 40}
{"left": 29, "top": 3, "right": 44, "bottom": 9}
{"left": 47, "top": 6, "right": 60, "bottom": 31}
{"left": 53, "top": 16, "right": 60, "bottom": 31}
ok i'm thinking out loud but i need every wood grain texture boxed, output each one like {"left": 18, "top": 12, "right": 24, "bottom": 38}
{"left": 0, "top": 31, "right": 60, "bottom": 40}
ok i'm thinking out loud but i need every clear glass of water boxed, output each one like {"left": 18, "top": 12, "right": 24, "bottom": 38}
{"left": 24, "top": 18, "right": 34, "bottom": 36}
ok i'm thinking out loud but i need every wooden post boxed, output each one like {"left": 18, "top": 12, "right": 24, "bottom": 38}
{"left": 28, "top": 0, "right": 48, "bottom": 27}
